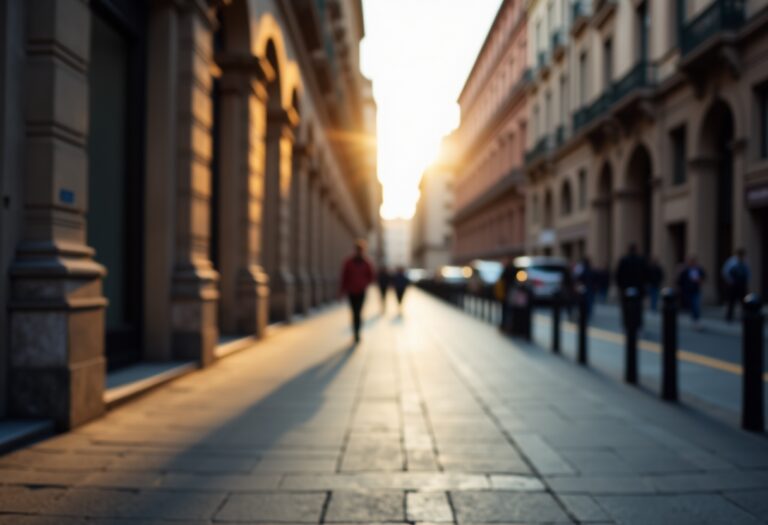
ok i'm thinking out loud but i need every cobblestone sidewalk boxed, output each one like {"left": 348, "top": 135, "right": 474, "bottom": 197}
{"left": 1, "top": 289, "right": 768, "bottom": 524}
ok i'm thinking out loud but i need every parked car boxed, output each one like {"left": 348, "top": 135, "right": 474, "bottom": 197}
{"left": 436, "top": 265, "right": 472, "bottom": 284}
{"left": 405, "top": 268, "right": 430, "bottom": 283}
{"left": 511, "top": 256, "right": 571, "bottom": 301}
{"left": 468, "top": 259, "right": 504, "bottom": 285}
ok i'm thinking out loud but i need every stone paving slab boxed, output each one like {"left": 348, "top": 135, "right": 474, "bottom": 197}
{"left": 1, "top": 290, "right": 768, "bottom": 524}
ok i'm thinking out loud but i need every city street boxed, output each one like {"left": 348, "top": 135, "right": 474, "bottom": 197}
{"left": 528, "top": 301, "right": 768, "bottom": 422}
{"left": 2, "top": 289, "right": 768, "bottom": 524}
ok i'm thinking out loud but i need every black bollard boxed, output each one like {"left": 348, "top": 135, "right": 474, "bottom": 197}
{"left": 623, "top": 287, "right": 641, "bottom": 384}
{"left": 661, "top": 288, "right": 678, "bottom": 402}
{"left": 577, "top": 285, "right": 588, "bottom": 365}
{"left": 552, "top": 291, "right": 561, "bottom": 354}
{"left": 742, "top": 294, "right": 764, "bottom": 432}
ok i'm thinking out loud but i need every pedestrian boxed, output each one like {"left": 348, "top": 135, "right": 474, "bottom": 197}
{"left": 616, "top": 244, "right": 648, "bottom": 328}
{"left": 340, "top": 240, "right": 375, "bottom": 343}
{"left": 392, "top": 266, "right": 409, "bottom": 312}
{"left": 647, "top": 257, "right": 664, "bottom": 313}
{"left": 678, "top": 256, "right": 706, "bottom": 329}
{"left": 573, "top": 256, "right": 595, "bottom": 320}
{"left": 721, "top": 248, "right": 750, "bottom": 322}
{"left": 377, "top": 267, "right": 390, "bottom": 313}
{"left": 497, "top": 258, "right": 516, "bottom": 331}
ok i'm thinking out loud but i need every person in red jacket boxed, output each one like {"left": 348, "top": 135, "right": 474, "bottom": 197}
{"left": 340, "top": 240, "right": 375, "bottom": 343}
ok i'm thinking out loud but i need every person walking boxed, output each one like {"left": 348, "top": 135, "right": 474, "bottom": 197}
{"left": 573, "top": 256, "right": 596, "bottom": 320}
{"left": 391, "top": 266, "right": 409, "bottom": 313}
{"left": 377, "top": 267, "right": 390, "bottom": 313}
{"left": 721, "top": 248, "right": 750, "bottom": 322}
{"left": 616, "top": 244, "right": 648, "bottom": 328}
{"left": 678, "top": 256, "right": 706, "bottom": 329}
{"left": 497, "top": 259, "right": 516, "bottom": 331}
{"left": 647, "top": 257, "right": 664, "bottom": 313}
{"left": 340, "top": 240, "right": 375, "bottom": 343}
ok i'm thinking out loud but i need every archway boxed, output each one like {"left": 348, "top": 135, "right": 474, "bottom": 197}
{"left": 595, "top": 163, "right": 613, "bottom": 270}
{"left": 699, "top": 100, "right": 735, "bottom": 302}
{"left": 624, "top": 145, "right": 653, "bottom": 257}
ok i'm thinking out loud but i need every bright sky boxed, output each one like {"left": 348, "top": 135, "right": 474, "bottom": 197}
{"left": 360, "top": 0, "right": 502, "bottom": 220}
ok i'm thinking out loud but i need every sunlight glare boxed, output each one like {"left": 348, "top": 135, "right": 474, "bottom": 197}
{"left": 360, "top": 0, "right": 503, "bottom": 220}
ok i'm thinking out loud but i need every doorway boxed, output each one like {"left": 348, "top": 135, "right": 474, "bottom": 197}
{"left": 87, "top": 3, "right": 146, "bottom": 371}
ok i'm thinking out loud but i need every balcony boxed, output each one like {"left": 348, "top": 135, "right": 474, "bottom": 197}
{"left": 525, "top": 135, "right": 552, "bottom": 167}
{"left": 571, "top": 0, "right": 590, "bottom": 36}
{"left": 537, "top": 50, "right": 551, "bottom": 78}
{"left": 592, "top": 0, "right": 617, "bottom": 27}
{"left": 555, "top": 125, "right": 566, "bottom": 148}
{"left": 571, "top": 60, "right": 655, "bottom": 136}
{"left": 551, "top": 29, "right": 566, "bottom": 61}
{"left": 680, "top": 0, "right": 745, "bottom": 56}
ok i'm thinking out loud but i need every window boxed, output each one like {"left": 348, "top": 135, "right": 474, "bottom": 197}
{"left": 760, "top": 84, "right": 768, "bottom": 159}
{"left": 561, "top": 181, "right": 573, "bottom": 216}
{"left": 579, "top": 51, "right": 588, "bottom": 105}
{"left": 578, "top": 169, "right": 587, "bottom": 209}
{"left": 636, "top": 1, "right": 649, "bottom": 62}
{"left": 603, "top": 38, "right": 613, "bottom": 89}
{"left": 670, "top": 125, "right": 687, "bottom": 185}
{"left": 560, "top": 75, "right": 568, "bottom": 126}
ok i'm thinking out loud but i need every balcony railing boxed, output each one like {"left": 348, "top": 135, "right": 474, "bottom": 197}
{"left": 681, "top": 0, "right": 746, "bottom": 56}
{"left": 612, "top": 61, "right": 654, "bottom": 102}
{"left": 551, "top": 29, "right": 563, "bottom": 51}
{"left": 572, "top": 0, "right": 588, "bottom": 22}
{"left": 525, "top": 135, "right": 552, "bottom": 165}
{"left": 571, "top": 60, "right": 654, "bottom": 134}
{"left": 555, "top": 125, "right": 566, "bottom": 147}
{"left": 537, "top": 50, "right": 550, "bottom": 70}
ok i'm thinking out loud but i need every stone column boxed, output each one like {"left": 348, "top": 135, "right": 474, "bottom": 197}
{"left": 689, "top": 157, "right": 718, "bottom": 302}
{"left": 169, "top": 3, "right": 219, "bottom": 366}
{"left": 290, "top": 143, "right": 312, "bottom": 315}
{"left": 263, "top": 107, "right": 299, "bottom": 322}
{"left": 215, "top": 53, "right": 271, "bottom": 337}
{"left": 325, "top": 199, "right": 339, "bottom": 301}
{"left": 306, "top": 165, "right": 321, "bottom": 307}
{"left": 8, "top": 0, "right": 106, "bottom": 428}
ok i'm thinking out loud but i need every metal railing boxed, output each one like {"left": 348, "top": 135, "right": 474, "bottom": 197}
{"left": 551, "top": 29, "right": 563, "bottom": 51}
{"left": 525, "top": 135, "right": 551, "bottom": 165}
{"left": 681, "top": 0, "right": 745, "bottom": 55}
{"left": 571, "top": 60, "right": 654, "bottom": 133}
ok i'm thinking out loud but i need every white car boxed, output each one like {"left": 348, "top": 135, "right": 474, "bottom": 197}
{"left": 512, "top": 256, "right": 571, "bottom": 301}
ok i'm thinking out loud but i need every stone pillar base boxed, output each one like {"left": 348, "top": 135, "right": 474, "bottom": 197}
{"left": 171, "top": 265, "right": 219, "bottom": 367}
{"left": 8, "top": 246, "right": 107, "bottom": 429}
{"left": 236, "top": 265, "right": 270, "bottom": 338}
{"left": 269, "top": 269, "right": 295, "bottom": 322}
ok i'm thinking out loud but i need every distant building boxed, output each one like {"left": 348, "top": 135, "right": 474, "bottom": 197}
{"left": 452, "top": 0, "right": 528, "bottom": 264}
{"left": 411, "top": 136, "right": 454, "bottom": 271}
{"left": 383, "top": 219, "right": 412, "bottom": 269}
{"left": 523, "top": 0, "right": 768, "bottom": 302}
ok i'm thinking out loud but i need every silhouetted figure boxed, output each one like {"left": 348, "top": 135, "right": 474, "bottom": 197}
{"left": 573, "top": 256, "right": 595, "bottom": 320}
{"left": 498, "top": 259, "right": 516, "bottom": 330}
{"left": 377, "top": 267, "right": 390, "bottom": 312}
{"left": 340, "top": 240, "right": 375, "bottom": 343}
{"left": 678, "top": 256, "right": 706, "bottom": 329}
{"left": 647, "top": 257, "right": 664, "bottom": 312}
{"left": 616, "top": 244, "right": 648, "bottom": 328}
{"left": 721, "top": 248, "right": 750, "bottom": 322}
{"left": 392, "top": 266, "right": 409, "bottom": 312}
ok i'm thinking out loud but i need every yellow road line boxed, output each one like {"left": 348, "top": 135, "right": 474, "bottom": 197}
{"left": 534, "top": 314, "right": 767, "bottom": 381}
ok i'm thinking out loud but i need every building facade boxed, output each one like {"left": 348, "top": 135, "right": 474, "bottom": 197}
{"left": 411, "top": 137, "right": 454, "bottom": 271}
{"left": 383, "top": 219, "right": 411, "bottom": 269}
{"left": 452, "top": 0, "right": 529, "bottom": 265}
{"left": 524, "top": 0, "right": 768, "bottom": 302}
{"left": 0, "top": 0, "right": 379, "bottom": 429}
